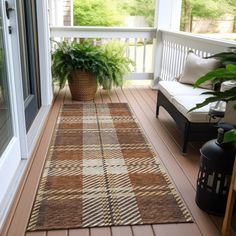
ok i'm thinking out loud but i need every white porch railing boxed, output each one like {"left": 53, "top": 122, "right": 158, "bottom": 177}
{"left": 155, "top": 30, "right": 236, "bottom": 81}
{"left": 50, "top": 27, "right": 236, "bottom": 82}
{"left": 50, "top": 26, "right": 157, "bottom": 80}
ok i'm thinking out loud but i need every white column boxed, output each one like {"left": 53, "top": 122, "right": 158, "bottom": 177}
{"left": 151, "top": 0, "right": 182, "bottom": 89}
{"left": 36, "top": 0, "right": 53, "bottom": 106}
{"left": 48, "top": 0, "right": 64, "bottom": 26}
{"left": 154, "top": 0, "right": 182, "bottom": 31}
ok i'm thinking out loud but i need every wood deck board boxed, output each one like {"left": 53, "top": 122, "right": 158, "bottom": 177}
{"left": 120, "top": 87, "right": 219, "bottom": 235}
{"left": 25, "top": 231, "right": 47, "bottom": 236}
{"left": 2, "top": 87, "right": 226, "bottom": 236}
{"left": 140, "top": 88, "right": 182, "bottom": 143}
{"left": 69, "top": 229, "right": 89, "bottom": 236}
{"left": 47, "top": 230, "right": 68, "bottom": 236}
{"left": 141, "top": 88, "right": 233, "bottom": 234}
{"left": 4, "top": 89, "right": 66, "bottom": 236}
{"left": 152, "top": 223, "right": 201, "bottom": 236}
{"left": 94, "top": 88, "right": 103, "bottom": 103}
{"left": 132, "top": 87, "right": 200, "bottom": 188}
{"left": 107, "top": 89, "right": 119, "bottom": 103}
{"left": 111, "top": 226, "right": 133, "bottom": 236}
{"left": 132, "top": 225, "right": 154, "bottom": 236}
{"left": 90, "top": 227, "right": 111, "bottom": 236}
{"left": 100, "top": 89, "right": 112, "bottom": 103}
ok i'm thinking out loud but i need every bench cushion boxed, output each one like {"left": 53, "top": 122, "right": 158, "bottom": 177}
{"left": 158, "top": 81, "right": 210, "bottom": 102}
{"left": 172, "top": 95, "right": 216, "bottom": 123}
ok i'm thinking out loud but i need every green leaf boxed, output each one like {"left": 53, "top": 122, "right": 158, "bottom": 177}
{"left": 223, "top": 129, "right": 236, "bottom": 143}
{"left": 226, "top": 64, "right": 236, "bottom": 70}
{"left": 189, "top": 96, "right": 223, "bottom": 112}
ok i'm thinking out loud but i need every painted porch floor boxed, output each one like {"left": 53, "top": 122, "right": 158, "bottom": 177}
{"left": 2, "top": 86, "right": 235, "bottom": 236}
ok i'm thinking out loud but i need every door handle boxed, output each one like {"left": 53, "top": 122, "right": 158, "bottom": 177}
{"left": 5, "top": 1, "right": 14, "bottom": 19}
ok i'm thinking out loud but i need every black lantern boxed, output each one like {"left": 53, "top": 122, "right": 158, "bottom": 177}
{"left": 196, "top": 124, "right": 236, "bottom": 215}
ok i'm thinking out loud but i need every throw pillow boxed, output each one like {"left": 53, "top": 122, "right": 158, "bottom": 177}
{"left": 179, "top": 51, "right": 220, "bottom": 89}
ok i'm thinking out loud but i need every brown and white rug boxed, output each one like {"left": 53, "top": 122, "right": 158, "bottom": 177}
{"left": 27, "top": 103, "right": 192, "bottom": 231}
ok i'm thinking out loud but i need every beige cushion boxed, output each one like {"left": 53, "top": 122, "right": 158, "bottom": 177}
{"left": 172, "top": 95, "right": 217, "bottom": 123}
{"left": 158, "top": 81, "right": 211, "bottom": 102}
{"left": 179, "top": 52, "right": 220, "bottom": 89}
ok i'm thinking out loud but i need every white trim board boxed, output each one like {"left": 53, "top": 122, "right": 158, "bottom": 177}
{"left": 0, "top": 105, "right": 51, "bottom": 231}
{"left": 0, "top": 159, "right": 27, "bottom": 232}
{"left": 27, "top": 105, "right": 51, "bottom": 159}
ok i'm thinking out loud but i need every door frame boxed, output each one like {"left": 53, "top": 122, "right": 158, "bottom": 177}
{"left": 27, "top": 0, "right": 53, "bottom": 156}
{"left": 7, "top": 0, "right": 53, "bottom": 159}
{"left": 0, "top": 0, "right": 52, "bottom": 229}
{"left": 0, "top": 0, "right": 23, "bottom": 228}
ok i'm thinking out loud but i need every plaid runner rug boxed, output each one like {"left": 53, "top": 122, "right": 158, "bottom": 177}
{"left": 27, "top": 103, "right": 192, "bottom": 231}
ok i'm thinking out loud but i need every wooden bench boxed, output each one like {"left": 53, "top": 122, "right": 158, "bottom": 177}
{"left": 156, "top": 81, "right": 218, "bottom": 153}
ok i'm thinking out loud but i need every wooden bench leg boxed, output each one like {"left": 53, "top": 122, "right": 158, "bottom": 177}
{"left": 156, "top": 94, "right": 160, "bottom": 118}
{"left": 182, "top": 122, "right": 190, "bottom": 154}
{"left": 156, "top": 104, "right": 160, "bottom": 118}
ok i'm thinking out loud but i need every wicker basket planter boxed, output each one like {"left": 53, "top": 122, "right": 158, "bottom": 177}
{"left": 69, "top": 70, "right": 97, "bottom": 101}
{"left": 52, "top": 42, "right": 133, "bottom": 97}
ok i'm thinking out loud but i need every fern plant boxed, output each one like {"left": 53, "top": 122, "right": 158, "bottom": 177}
{"left": 52, "top": 40, "right": 134, "bottom": 90}
{"left": 100, "top": 41, "right": 134, "bottom": 89}
{"left": 52, "top": 41, "right": 106, "bottom": 88}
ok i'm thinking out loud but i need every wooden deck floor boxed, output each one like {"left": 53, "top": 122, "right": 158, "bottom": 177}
{"left": 1, "top": 86, "right": 235, "bottom": 236}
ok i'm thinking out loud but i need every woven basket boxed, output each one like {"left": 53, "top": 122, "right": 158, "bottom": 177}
{"left": 69, "top": 70, "right": 97, "bottom": 101}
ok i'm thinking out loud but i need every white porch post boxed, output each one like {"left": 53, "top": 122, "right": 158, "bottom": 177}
{"left": 154, "top": 0, "right": 182, "bottom": 31}
{"left": 151, "top": 0, "right": 182, "bottom": 89}
{"left": 36, "top": 0, "right": 53, "bottom": 106}
{"left": 48, "top": 0, "right": 64, "bottom": 26}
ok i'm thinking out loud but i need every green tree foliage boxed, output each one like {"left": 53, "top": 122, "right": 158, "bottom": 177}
{"left": 224, "top": 0, "right": 236, "bottom": 14}
{"left": 224, "top": 0, "right": 236, "bottom": 32}
{"left": 181, "top": 0, "right": 234, "bottom": 32}
{"left": 73, "top": 0, "right": 123, "bottom": 26}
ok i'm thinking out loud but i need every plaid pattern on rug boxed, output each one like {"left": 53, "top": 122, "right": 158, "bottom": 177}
{"left": 27, "top": 103, "right": 192, "bottom": 231}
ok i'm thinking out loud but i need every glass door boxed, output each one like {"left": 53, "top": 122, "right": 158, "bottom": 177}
{"left": 0, "top": 0, "right": 22, "bottom": 205}
{"left": 17, "top": 0, "right": 41, "bottom": 131}
{"left": 0, "top": 3, "right": 13, "bottom": 156}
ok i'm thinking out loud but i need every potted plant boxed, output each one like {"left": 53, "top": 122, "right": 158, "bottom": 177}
{"left": 189, "top": 49, "right": 236, "bottom": 143}
{"left": 52, "top": 41, "right": 105, "bottom": 101}
{"left": 52, "top": 41, "right": 134, "bottom": 101}
{"left": 100, "top": 41, "right": 134, "bottom": 90}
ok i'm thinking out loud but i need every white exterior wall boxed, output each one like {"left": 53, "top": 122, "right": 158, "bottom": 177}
{"left": 63, "top": 0, "right": 73, "bottom": 26}
{"left": 49, "top": 0, "right": 73, "bottom": 26}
